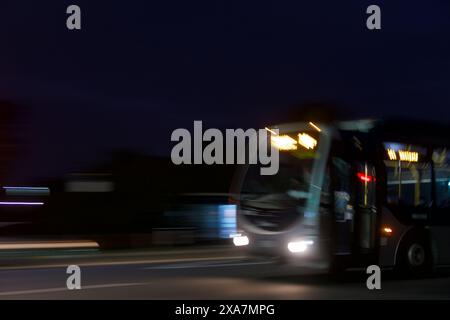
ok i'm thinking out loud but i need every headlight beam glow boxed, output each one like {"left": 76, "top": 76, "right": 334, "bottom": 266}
{"left": 287, "top": 240, "right": 314, "bottom": 253}
{"left": 232, "top": 235, "right": 249, "bottom": 247}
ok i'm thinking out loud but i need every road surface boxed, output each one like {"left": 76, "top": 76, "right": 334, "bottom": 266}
{"left": 1, "top": 246, "right": 450, "bottom": 299}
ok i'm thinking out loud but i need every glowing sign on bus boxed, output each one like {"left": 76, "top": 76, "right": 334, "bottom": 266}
{"left": 399, "top": 150, "right": 419, "bottom": 162}
{"left": 271, "top": 135, "right": 298, "bottom": 151}
{"left": 268, "top": 129, "right": 318, "bottom": 151}
{"left": 387, "top": 148, "right": 419, "bottom": 162}
{"left": 298, "top": 133, "right": 317, "bottom": 150}
{"left": 387, "top": 149, "right": 397, "bottom": 161}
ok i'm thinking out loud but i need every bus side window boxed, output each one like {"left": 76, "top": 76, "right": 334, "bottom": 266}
{"left": 433, "top": 148, "right": 450, "bottom": 209}
{"left": 383, "top": 143, "right": 432, "bottom": 208}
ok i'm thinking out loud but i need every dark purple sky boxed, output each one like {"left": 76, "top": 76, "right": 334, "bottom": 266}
{"left": 1, "top": 0, "right": 450, "bottom": 182}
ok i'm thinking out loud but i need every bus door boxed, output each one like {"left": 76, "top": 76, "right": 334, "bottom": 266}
{"left": 331, "top": 157, "right": 355, "bottom": 255}
{"left": 354, "top": 162, "right": 377, "bottom": 255}
{"left": 331, "top": 158, "right": 378, "bottom": 257}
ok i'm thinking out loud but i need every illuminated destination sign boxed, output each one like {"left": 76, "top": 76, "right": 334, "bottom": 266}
{"left": 399, "top": 150, "right": 419, "bottom": 162}
{"left": 270, "top": 135, "right": 298, "bottom": 151}
{"left": 298, "top": 133, "right": 317, "bottom": 150}
{"left": 387, "top": 148, "right": 419, "bottom": 162}
{"left": 268, "top": 130, "right": 318, "bottom": 151}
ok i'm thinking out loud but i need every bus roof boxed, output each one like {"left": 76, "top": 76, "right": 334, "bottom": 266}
{"left": 338, "top": 118, "right": 450, "bottom": 146}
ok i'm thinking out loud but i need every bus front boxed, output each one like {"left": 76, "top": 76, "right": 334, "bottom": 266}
{"left": 230, "top": 122, "right": 334, "bottom": 270}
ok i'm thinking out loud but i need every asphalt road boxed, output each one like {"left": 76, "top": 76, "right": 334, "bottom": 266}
{"left": 1, "top": 248, "right": 450, "bottom": 299}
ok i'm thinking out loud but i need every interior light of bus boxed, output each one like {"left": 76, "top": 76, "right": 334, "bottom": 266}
{"left": 382, "top": 227, "right": 393, "bottom": 236}
{"left": 271, "top": 135, "right": 297, "bottom": 150}
{"left": 398, "top": 150, "right": 418, "bottom": 162}
{"left": 387, "top": 148, "right": 397, "bottom": 160}
{"left": 357, "top": 172, "right": 373, "bottom": 182}
{"left": 308, "top": 122, "right": 322, "bottom": 132}
{"left": 297, "top": 133, "right": 317, "bottom": 150}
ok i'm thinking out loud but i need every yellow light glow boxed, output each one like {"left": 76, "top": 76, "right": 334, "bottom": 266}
{"left": 387, "top": 149, "right": 419, "bottom": 162}
{"left": 308, "top": 122, "right": 322, "bottom": 132}
{"left": 382, "top": 227, "right": 393, "bottom": 236}
{"left": 265, "top": 127, "right": 278, "bottom": 135}
{"left": 387, "top": 149, "right": 397, "bottom": 161}
{"left": 399, "top": 150, "right": 418, "bottom": 162}
{"left": 297, "top": 133, "right": 317, "bottom": 150}
{"left": 271, "top": 135, "right": 297, "bottom": 150}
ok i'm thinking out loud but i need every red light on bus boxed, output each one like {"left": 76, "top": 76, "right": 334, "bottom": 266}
{"left": 357, "top": 172, "right": 373, "bottom": 182}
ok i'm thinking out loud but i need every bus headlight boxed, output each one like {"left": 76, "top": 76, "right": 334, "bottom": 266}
{"left": 232, "top": 234, "right": 249, "bottom": 247}
{"left": 287, "top": 240, "right": 314, "bottom": 253}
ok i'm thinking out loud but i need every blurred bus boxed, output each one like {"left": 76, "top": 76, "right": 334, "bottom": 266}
{"left": 230, "top": 119, "right": 450, "bottom": 274}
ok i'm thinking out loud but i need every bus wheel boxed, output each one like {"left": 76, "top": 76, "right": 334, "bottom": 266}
{"left": 397, "top": 237, "right": 432, "bottom": 276}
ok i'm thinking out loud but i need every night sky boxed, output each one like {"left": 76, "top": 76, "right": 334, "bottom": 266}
{"left": 1, "top": 1, "right": 450, "bottom": 182}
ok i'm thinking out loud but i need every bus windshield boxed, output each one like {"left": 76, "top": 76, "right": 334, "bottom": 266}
{"left": 238, "top": 130, "right": 321, "bottom": 230}
{"left": 241, "top": 153, "right": 315, "bottom": 203}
